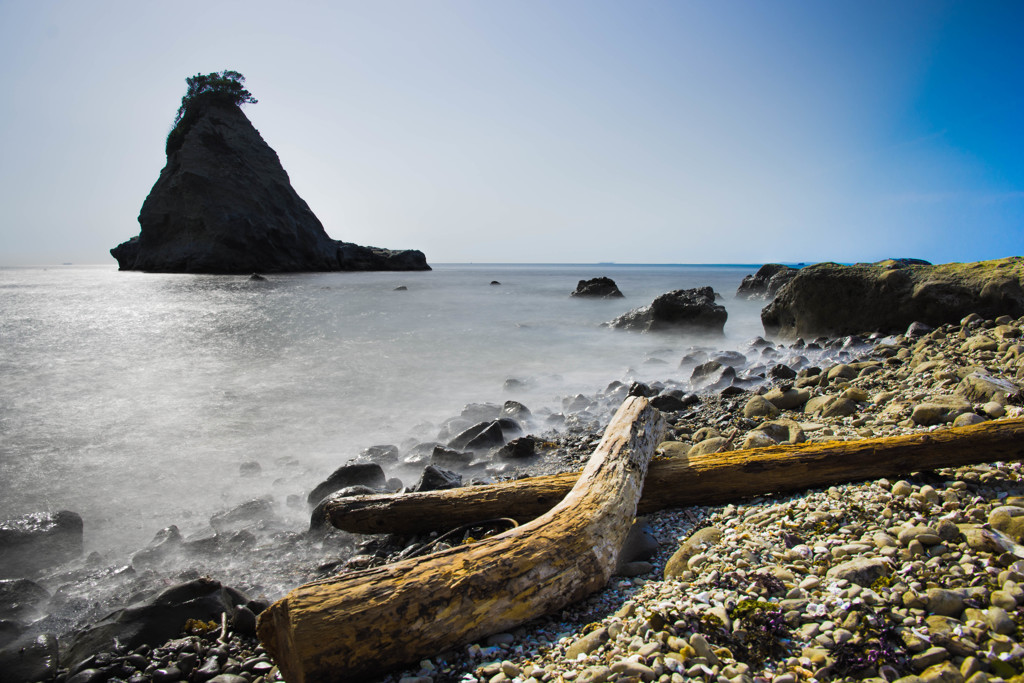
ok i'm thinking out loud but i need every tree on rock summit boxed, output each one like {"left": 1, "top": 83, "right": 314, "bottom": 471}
{"left": 166, "top": 70, "right": 258, "bottom": 154}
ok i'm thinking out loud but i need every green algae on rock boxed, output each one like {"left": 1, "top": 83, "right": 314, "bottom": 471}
{"left": 760, "top": 257, "right": 1024, "bottom": 339}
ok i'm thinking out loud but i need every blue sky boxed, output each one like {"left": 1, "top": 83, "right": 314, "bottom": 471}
{"left": 0, "top": 1, "right": 1021, "bottom": 265}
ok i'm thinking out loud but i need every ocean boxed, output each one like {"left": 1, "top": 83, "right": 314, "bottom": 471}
{"left": 0, "top": 263, "right": 768, "bottom": 564}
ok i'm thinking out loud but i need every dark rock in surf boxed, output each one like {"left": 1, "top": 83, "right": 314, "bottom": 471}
{"left": 430, "top": 446, "right": 474, "bottom": 469}
{"left": 0, "top": 631, "right": 59, "bottom": 683}
{"left": 496, "top": 436, "right": 536, "bottom": 459}
{"left": 0, "top": 511, "right": 83, "bottom": 578}
{"left": 110, "top": 99, "right": 430, "bottom": 274}
{"left": 131, "top": 525, "right": 183, "bottom": 569}
{"left": 500, "top": 400, "right": 532, "bottom": 423}
{"left": 448, "top": 421, "right": 506, "bottom": 452}
{"left": 571, "top": 277, "right": 624, "bottom": 298}
{"left": 606, "top": 287, "right": 727, "bottom": 334}
{"left": 628, "top": 382, "right": 657, "bottom": 398}
{"left": 307, "top": 463, "right": 387, "bottom": 507}
{"left": 209, "top": 497, "right": 277, "bottom": 533}
{"left": 414, "top": 465, "right": 462, "bottom": 492}
{"left": 691, "top": 363, "right": 737, "bottom": 391}
{"left": 249, "top": 273, "right": 267, "bottom": 281}
{"left": 0, "top": 579, "right": 49, "bottom": 622}
{"left": 359, "top": 445, "right": 400, "bottom": 467}
{"left": 63, "top": 577, "right": 254, "bottom": 673}
{"left": 736, "top": 264, "right": 799, "bottom": 300}
{"left": 461, "top": 403, "right": 501, "bottom": 422}
{"left": 0, "top": 620, "right": 22, "bottom": 649}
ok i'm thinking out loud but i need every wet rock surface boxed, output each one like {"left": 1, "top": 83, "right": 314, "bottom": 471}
{"left": 0, "top": 511, "right": 83, "bottom": 579}
{"left": 736, "top": 264, "right": 799, "bottom": 300}
{"left": 607, "top": 287, "right": 728, "bottom": 334}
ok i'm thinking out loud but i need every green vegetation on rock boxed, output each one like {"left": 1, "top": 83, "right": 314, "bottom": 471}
{"left": 165, "top": 70, "right": 257, "bottom": 155}
{"left": 760, "top": 257, "right": 1024, "bottom": 339}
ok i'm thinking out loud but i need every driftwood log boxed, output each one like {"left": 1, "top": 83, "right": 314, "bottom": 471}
{"left": 257, "top": 396, "right": 665, "bottom": 683}
{"left": 325, "top": 417, "right": 1024, "bottom": 536}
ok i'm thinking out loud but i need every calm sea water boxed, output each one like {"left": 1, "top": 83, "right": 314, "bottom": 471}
{"left": 0, "top": 263, "right": 767, "bottom": 560}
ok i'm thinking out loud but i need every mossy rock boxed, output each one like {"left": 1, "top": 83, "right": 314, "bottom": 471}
{"left": 761, "top": 257, "right": 1024, "bottom": 339}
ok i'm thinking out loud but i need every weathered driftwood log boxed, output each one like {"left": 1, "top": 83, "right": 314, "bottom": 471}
{"left": 325, "top": 417, "right": 1024, "bottom": 536}
{"left": 257, "top": 396, "right": 665, "bottom": 683}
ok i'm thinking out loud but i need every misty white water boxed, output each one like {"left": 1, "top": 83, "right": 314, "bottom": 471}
{"left": 0, "top": 263, "right": 767, "bottom": 564}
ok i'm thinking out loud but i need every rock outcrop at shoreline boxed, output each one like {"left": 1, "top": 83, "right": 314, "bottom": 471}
{"left": 761, "top": 258, "right": 1024, "bottom": 339}
{"left": 110, "top": 100, "right": 430, "bottom": 274}
{"left": 735, "top": 263, "right": 798, "bottom": 300}
{"left": 606, "top": 287, "right": 727, "bottom": 334}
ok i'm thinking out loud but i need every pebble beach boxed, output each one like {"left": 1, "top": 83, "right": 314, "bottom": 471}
{"left": 45, "top": 311, "right": 1024, "bottom": 683}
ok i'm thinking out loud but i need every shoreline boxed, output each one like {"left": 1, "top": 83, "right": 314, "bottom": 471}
{"left": 6, "top": 309, "right": 1024, "bottom": 683}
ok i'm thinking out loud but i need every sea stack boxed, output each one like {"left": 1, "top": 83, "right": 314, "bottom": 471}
{"left": 111, "top": 83, "right": 429, "bottom": 273}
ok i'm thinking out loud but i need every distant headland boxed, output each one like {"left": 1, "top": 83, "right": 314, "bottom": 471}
{"left": 110, "top": 71, "right": 429, "bottom": 274}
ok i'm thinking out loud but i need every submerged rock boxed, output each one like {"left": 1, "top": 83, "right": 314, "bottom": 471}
{"left": 111, "top": 98, "right": 429, "bottom": 274}
{"left": 606, "top": 287, "right": 727, "bottom": 334}
{"left": 0, "top": 579, "right": 49, "bottom": 622}
{"left": 571, "top": 277, "right": 624, "bottom": 298}
{"left": 0, "top": 511, "right": 83, "bottom": 578}
{"left": 0, "top": 632, "right": 59, "bottom": 683}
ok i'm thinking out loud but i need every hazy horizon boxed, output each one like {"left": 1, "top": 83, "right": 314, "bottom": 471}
{"left": 1, "top": 1, "right": 1022, "bottom": 267}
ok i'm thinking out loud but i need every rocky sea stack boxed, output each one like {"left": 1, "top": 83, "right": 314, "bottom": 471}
{"left": 111, "top": 72, "right": 429, "bottom": 274}
{"left": 762, "top": 257, "right": 1024, "bottom": 339}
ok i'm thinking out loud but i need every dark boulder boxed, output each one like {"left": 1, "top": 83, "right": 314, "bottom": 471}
{"left": 768, "top": 364, "right": 797, "bottom": 380}
{"left": 496, "top": 437, "right": 536, "bottom": 459}
{"left": 606, "top": 287, "right": 727, "bottom": 334}
{"left": 448, "top": 421, "right": 506, "bottom": 452}
{"left": 761, "top": 258, "right": 1024, "bottom": 339}
{"left": 110, "top": 100, "right": 429, "bottom": 274}
{"left": 63, "top": 578, "right": 253, "bottom": 673}
{"left": 414, "top": 466, "right": 462, "bottom": 492}
{"left": 650, "top": 392, "right": 699, "bottom": 412}
{"left": 499, "top": 400, "right": 532, "bottom": 423}
{"left": 736, "top": 264, "right": 799, "bottom": 300}
{"left": 0, "top": 579, "right": 49, "bottom": 622}
{"left": 429, "top": 446, "right": 474, "bottom": 469}
{"left": 571, "top": 277, "right": 624, "bottom": 298}
{"left": 0, "top": 632, "right": 59, "bottom": 683}
{"left": 0, "top": 511, "right": 83, "bottom": 578}
{"left": 307, "top": 463, "right": 387, "bottom": 507}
